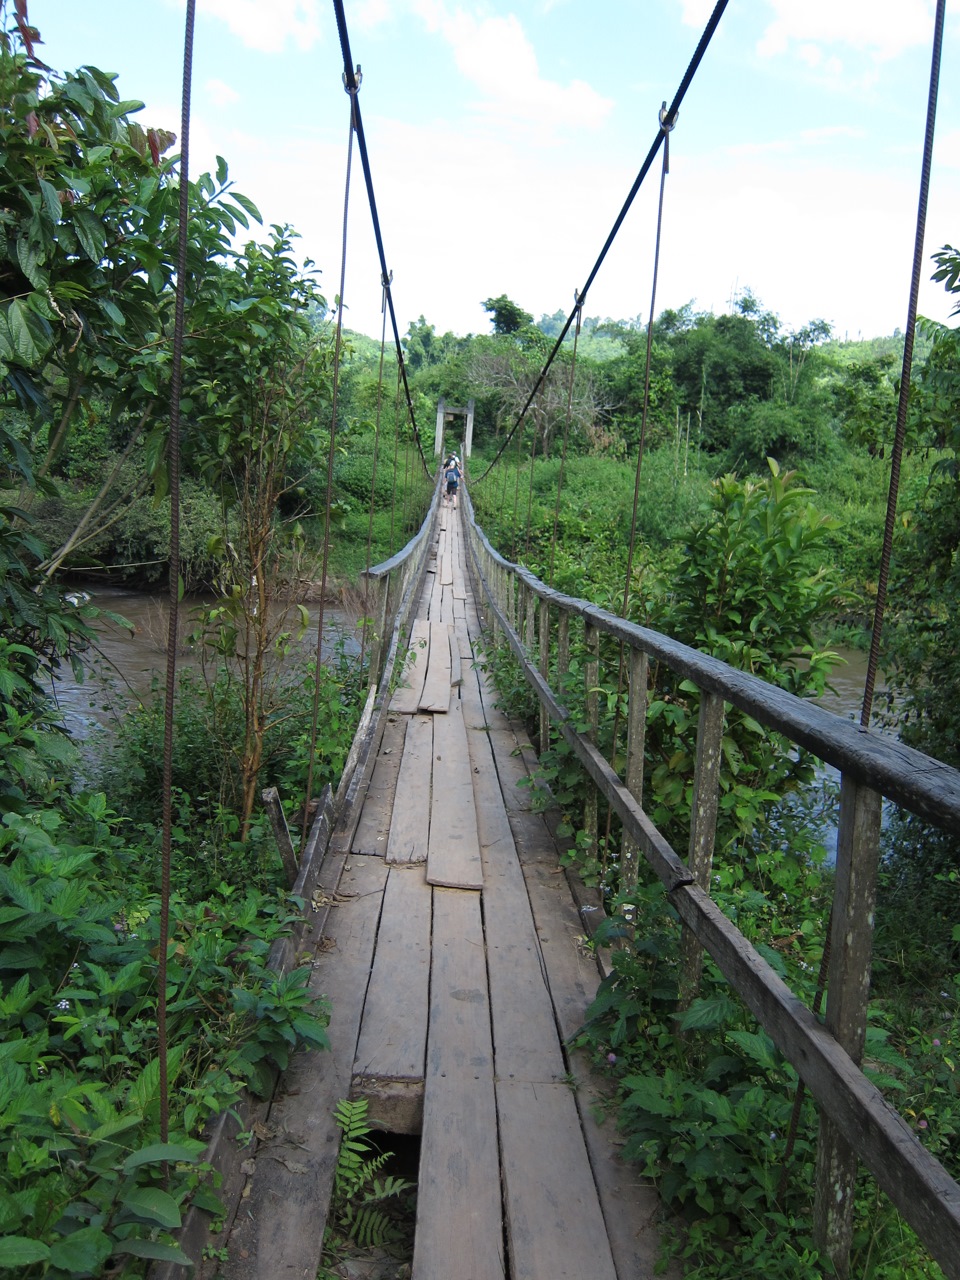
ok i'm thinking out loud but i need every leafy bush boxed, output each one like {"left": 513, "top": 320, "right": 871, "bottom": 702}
{"left": 95, "top": 640, "right": 364, "bottom": 898}
{"left": 0, "top": 794, "right": 329, "bottom": 1275}
{"left": 32, "top": 472, "right": 227, "bottom": 590}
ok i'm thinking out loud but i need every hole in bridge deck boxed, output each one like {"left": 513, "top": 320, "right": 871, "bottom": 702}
{"left": 319, "top": 1126, "right": 420, "bottom": 1279}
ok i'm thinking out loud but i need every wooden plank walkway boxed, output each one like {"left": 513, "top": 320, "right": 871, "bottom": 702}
{"left": 217, "top": 504, "right": 669, "bottom": 1280}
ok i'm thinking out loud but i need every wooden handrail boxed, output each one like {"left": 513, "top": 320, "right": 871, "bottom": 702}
{"left": 361, "top": 475, "right": 441, "bottom": 689}
{"left": 465, "top": 500, "right": 960, "bottom": 830}
{"left": 461, "top": 484, "right": 960, "bottom": 1280}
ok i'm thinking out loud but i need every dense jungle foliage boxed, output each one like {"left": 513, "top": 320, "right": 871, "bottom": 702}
{"left": 0, "top": 4, "right": 957, "bottom": 1276}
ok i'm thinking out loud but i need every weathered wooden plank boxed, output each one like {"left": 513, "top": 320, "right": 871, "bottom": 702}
{"left": 222, "top": 856, "right": 388, "bottom": 1280}
{"left": 518, "top": 857, "right": 601, "bottom": 1043}
{"left": 497, "top": 1079, "right": 618, "bottom": 1280}
{"left": 419, "top": 621, "right": 453, "bottom": 713}
{"left": 386, "top": 715, "right": 433, "bottom": 864}
{"left": 412, "top": 889, "right": 505, "bottom": 1280}
{"left": 517, "top": 858, "right": 673, "bottom": 1278}
{"left": 457, "top": 622, "right": 513, "bottom": 734}
{"left": 261, "top": 785, "right": 298, "bottom": 885}
{"left": 464, "top": 710, "right": 566, "bottom": 1083}
{"left": 352, "top": 713, "right": 406, "bottom": 856}
{"left": 483, "top": 842, "right": 566, "bottom": 1082}
{"left": 428, "top": 566, "right": 444, "bottom": 621}
{"left": 508, "top": 809, "right": 562, "bottom": 866}
{"left": 427, "top": 700, "right": 483, "bottom": 889}
{"left": 449, "top": 625, "right": 462, "bottom": 688}
{"left": 487, "top": 727, "right": 537, "bottom": 811}
{"left": 391, "top": 617, "right": 430, "bottom": 713}
{"left": 566, "top": 1046, "right": 677, "bottom": 1280}
{"left": 352, "top": 864, "right": 432, "bottom": 1131}
{"left": 452, "top": 522, "right": 467, "bottom": 599}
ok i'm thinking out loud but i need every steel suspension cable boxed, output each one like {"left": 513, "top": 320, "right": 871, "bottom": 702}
{"left": 523, "top": 405, "right": 540, "bottom": 561}
{"left": 360, "top": 275, "right": 392, "bottom": 674}
{"left": 498, "top": 425, "right": 511, "bottom": 537}
{"left": 511, "top": 415, "right": 526, "bottom": 559}
{"left": 474, "top": 0, "right": 728, "bottom": 485}
{"left": 860, "top": 0, "right": 945, "bottom": 729}
{"left": 778, "top": 0, "right": 946, "bottom": 1195}
{"left": 548, "top": 296, "right": 584, "bottom": 582}
{"left": 331, "top": 0, "right": 429, "bottom": 474}
{"left": 158, "top": 0, "right": 197, "bottom": 1146}
{"left": 621, "top": 108, "right": 672, "bottom": 619}
{"left": 601, "top": 109, "right": 672, "bottom": 877}
{"left": 389, "top": 362, "right": 401, "bottom": 548}
{"left": 302, "top": 81, "right": 357, "bottom": 845}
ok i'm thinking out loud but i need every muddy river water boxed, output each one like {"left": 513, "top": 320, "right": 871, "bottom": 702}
{"left": 49, "top": 585, "right": 359, "bottom": 744}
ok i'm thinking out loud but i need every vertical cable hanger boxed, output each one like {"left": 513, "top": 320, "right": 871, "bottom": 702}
{"left": 548, "top": 291, "right": 584, "bottom": 583}
{"left": 860, "top": 0, "right": 946, "bottom": 729}
{"left": 332, "top": 0, "right": 429, "bottom": 473}
{"left": 158, "top": 0, "right": 197, "bottom": 1147}
{"left": 360, "top": 270, "right": 394, "bottom": 675}
{"left": 302, "top": 67, "right": 358, "bottom": 844}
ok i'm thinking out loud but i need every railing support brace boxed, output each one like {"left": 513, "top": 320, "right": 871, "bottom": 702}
{"left": 584, "top": 622, "right": 600, "bottom": 865}
{"left": 814, "top": 774, "right": 883, "bottom": 1275}
{"left": 620, "top": 647, "right": 649, "bottom": 935}
{"left": 679, "top": 691, "right": 724, "bottom": 1007}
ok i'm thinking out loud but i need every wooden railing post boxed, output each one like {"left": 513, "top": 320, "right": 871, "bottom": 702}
{"left": 557, "top": 610, "right": 570, "bottom": 688}
{"left": 813, "top": 774, "right": 883, "bottom": 1276}
{"left": 584, "top": 621, "right": 599, "bottom": 866}
{"left": 368, "top": 573, "right": 390, "bottom": 688}
{"left": 620, "top": 646, "right": 649, "bottom": 928}
{"left": 489, "top": 559, "right": 501, "bottom": 648}
{"left": 678, "top": 690, "right": 724, "bottom": 1007}
{"left": 525, "top": 584, "right": 536, "bottom": 656}
{"left": 538, "top": 597, "right": 551, "bottom": 754}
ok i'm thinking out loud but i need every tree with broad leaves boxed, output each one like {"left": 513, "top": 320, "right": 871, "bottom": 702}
{"left": 482, "top": 294, "right": 533, "bottom": 336}
{"left": 885, "top": 244, "right": 960, "bottom": 773}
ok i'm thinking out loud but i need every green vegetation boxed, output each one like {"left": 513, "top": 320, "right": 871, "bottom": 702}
{"left": 1, "top": 3, "right": 959, "bottom": 1277}
{"left": 418, "top": 276, "right": 959, "bottom": 1277}
{"left": 319, "top": 1098, "right": 415, "bottom": 1274}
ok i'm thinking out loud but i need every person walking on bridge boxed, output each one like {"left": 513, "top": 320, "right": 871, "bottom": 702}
{"left": 443, "top": 454, "right": 462, "bottom": 508}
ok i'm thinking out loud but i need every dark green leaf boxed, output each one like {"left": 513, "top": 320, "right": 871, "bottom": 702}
{"left": 121, "top": 1186, "right": 182, "bottom": 1229}
{"left": 114, "top": 1237, "right": 194, "bottom": 1264}
{"left": 0, "top": 1237, "right": 51, "bottom": 1265}
{"left": 122, "top": 1142, "right": 200, "bottom": 1173}
{"left": 48, "top": 1227, "right": 113, "bottom": 1272}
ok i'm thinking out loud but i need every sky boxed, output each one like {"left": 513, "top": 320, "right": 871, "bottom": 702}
{"left": 32, "top": 0, "right": 960, "bottom": 345}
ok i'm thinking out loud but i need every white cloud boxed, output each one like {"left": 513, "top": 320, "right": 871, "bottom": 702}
{"left": 799, "top": 124, "right": 865, "bottom": 143}
{"left": 412, "top": 2, "right": 612, "bottom": 132}
{"left": 198, "top": 0, "right": 322, "bottom": 54}
{"left": 206, "top": 78, "right": 240, "bottom": 107}
{"left": 351, "top": 0, "right": 389, "bottom": 26}
{"left": 757, "top": 0, "right": 941, "bottom": 63}
{"left": 936, "top": 129, "right": 960, "bottom": 169}
{"left": 653, "top": 150, "right": 960, "bottom": 340}
{"left": 679, "top": 0, "right": 717, "bottom": 27}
